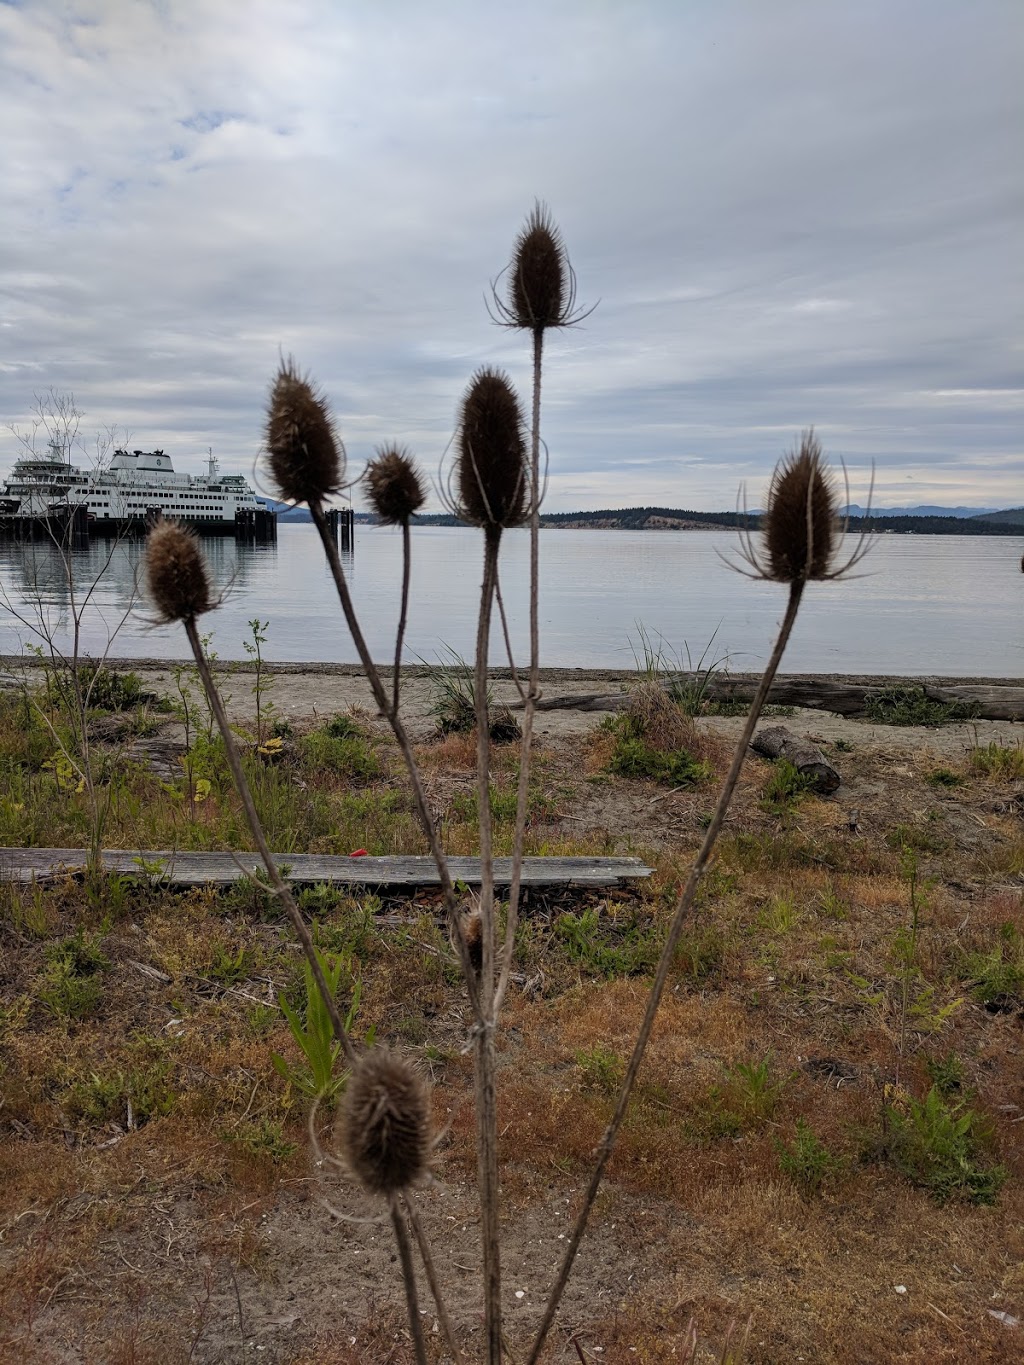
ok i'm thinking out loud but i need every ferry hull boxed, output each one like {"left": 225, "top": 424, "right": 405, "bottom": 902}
{"left": 0, "top": 507, "right": 277, "bottom": 544}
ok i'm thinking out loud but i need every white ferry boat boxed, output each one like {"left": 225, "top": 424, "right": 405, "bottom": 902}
{"left": 0, "top": 444, "right": 275, "bottom": 540}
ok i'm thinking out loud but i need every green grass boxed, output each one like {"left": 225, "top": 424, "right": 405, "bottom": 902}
{"left": 970, "top": 741, "right": 1024, "bottom": 779}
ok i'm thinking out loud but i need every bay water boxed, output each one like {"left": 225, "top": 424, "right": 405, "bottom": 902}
{"left": 0, "top": 525, "right": 1020, "bottom": 676}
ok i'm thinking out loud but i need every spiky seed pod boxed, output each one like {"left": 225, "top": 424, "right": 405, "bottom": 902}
{"left": 456, "top": 367, "right": 527, "bottom": 529}
{"left": 364, "top": 446, "right": 426, "bottom": 525}
{"left": 460, "top": 906, "right": 483, "bottom": 974}
{"left": 264, "top": 360, "right": 343, "bottom": 507}
{"left": 145, "top": 521, "right": 213, "bottom": 623}
{"left": 340, "top": 1049, "right": 431, "bottom": 1196}
{"left": 508, "top": 202, "right": 568, "bottom": 330}
{"left": 762, "top": 431, "right": 838, "bottom": 582}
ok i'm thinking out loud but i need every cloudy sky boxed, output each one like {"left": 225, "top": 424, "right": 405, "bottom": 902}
{"left": 1, "top": 0, "right": 1020, "bottom": 512}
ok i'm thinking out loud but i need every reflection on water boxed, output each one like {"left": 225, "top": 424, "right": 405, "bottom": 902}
{"left": 0, "top": 525, "right": 1021, "bottom": 675}
{"left": 0, "top": 535, "right": 274, "bottom": 656}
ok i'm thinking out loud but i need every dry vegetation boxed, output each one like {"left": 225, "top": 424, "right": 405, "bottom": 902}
{"left": 1, "top": 671, "right": 1022, "bottom": 1363}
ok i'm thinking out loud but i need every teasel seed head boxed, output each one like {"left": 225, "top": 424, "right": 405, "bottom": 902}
{"left": 364, "top": 446, "right": 426, "bottom": 525}
{"left": 491, "top": 201, "right": 590, "bottom": 332}
{"left": 453, "top": 367, "right": 528, "bottom": 530}
{"left": 459, "top": 904, "right": 483, "bottom": 975}
{"left": 340, "top": 1048, "right": 432, "bottom": 1196}
{"left": 762, "top": 431, "right": 838, "bottom": 582}
{"left": 265, "top": 359, "right": 344, "bottom": 508}
{"left": 145, "top": 521, "right": 213, "bottom": 623}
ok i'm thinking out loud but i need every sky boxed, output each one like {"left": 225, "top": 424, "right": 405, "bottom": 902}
{"left": 1, "top": 0, "right": 1021, "bottom": 513}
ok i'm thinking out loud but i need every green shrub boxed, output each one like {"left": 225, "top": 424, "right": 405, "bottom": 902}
{"left": 77, "top": 664, "right": 144, "bottom": 712}
{"left": 884, "top": 1086, "right": 1005, "bottom": 1205}
{"left": 962, "top": 922, "right": 1024, "bottom": 1011}
{"left": 865, "top": 686, "right": 979, "bottom": 727}
{"left": 555, "top": 906, "right": 661, "bottom": 978}
{"left": 926, "top": 768, "right": 965, "bottom": 788}
{"left": 225, "top": 1117, "right": 296, "bottom": 1163}
{"left": 760, "top": 759, "right": 815, "bottom": 814}
{"left": 575, "top": 1044, "right": 625, "bottom": 1096}
{"left": 775, "top": 1119, "right": 843, "bottom": 1198}
{"left": 39, "top": 930, "right": 110, "bottom": 1020}
{"left": 299, "top": 729, "right": 381, "bottom": 780}
{"left": 970, "top": 742, "right": 1024, "bottom": 779}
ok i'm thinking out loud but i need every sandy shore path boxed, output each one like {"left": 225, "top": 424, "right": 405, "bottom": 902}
{"left": 40, "top": 659, "right": 1024, "bottom": 755}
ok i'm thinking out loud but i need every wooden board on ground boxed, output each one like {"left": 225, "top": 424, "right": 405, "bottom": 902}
{"left": 0, "top": 848, "right": 653, "bottom": 889}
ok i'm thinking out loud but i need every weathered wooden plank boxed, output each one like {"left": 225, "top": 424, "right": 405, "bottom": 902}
{"left": 0, "top": 848, "right": 652, "bottom": 889}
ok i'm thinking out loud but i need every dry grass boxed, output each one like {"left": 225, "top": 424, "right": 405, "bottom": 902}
{"left": 1, "top": 684, "right": 1023, "bottom": 1360}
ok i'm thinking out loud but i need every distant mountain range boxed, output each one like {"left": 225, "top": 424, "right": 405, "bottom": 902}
{"left": 841, "top": 504, "right": 1000, "bottom": 518}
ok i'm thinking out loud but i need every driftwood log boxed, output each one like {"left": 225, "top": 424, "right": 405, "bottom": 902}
{"left": 749, "top": 725, "right": 841, "bottom": 793}
{"left": 524, "top": 675, "right": 1024, "bottom": 722}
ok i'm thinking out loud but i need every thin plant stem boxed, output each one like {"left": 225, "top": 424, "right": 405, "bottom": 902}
{"left": 389, "top": 1197, "right": 429, "bottom": 1365}
{"left": 393, "top": 520, "right": 412, "bottom": 716}
{"left": 527, "top": 580, "right": 806, "bottom": 1363}
{"left": 493, "top": 569, "right": 527, "bottom": 703}
{"left": 402, "top": 1195, "right": 463, "bottom": 1362}
{"left": 474, "top": 525, "right": 503, "bottom": 1364}
{"left": 309, "top": 501, "right": 483, "bottom": 1018}
{"left": 495, "top": 326, "right": 544, "bottom": 1015}
{"left": 182, "top": 615, "right": 356, "bottom": 1066}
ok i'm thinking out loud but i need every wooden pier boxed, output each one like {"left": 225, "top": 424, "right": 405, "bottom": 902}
{"left": 326, "top": 506, "right": 355, "bottom": 549}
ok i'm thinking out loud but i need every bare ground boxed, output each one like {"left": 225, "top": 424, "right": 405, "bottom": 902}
{"left": 1, "top": 665, "right": 1022, "bottom": 1362}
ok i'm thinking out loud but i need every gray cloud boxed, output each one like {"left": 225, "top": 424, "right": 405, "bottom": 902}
{"left": 1, "top": 0, "right": 1021, "bottom": 510}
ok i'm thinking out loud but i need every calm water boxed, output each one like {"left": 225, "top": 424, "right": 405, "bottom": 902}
{"left": 0, "top": 525, "right": 1021, "bottom": 676}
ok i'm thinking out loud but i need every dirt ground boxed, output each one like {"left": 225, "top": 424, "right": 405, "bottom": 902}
{"left": 1, "top": 663, "right": 1022, "bottom": 1363}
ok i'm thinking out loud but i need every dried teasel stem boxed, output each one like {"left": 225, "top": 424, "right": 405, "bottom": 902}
{"left": 495, "top": 324, "right": 544, "bottom": 1017}
{"left": 308, "top": 500, "right": 484, "bottom": 1018}
{"left": 473, "top": 524, "right": 504, "bottom": 1363}
{"left": 180, "top": 615, "right": 356, "bottom": 1066}
{"left": 527, "top": 581, "right": 806, "bottom": 1363}
{"left": 389, "top": 1196, "right": 429, "bottom": 1365}
{"left": 394, "top": 518, "right": 412, "bottom": 716}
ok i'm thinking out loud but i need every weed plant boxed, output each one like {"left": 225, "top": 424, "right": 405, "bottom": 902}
{"left": 970, "top": 740, "right": 1024, "bottom": 778}
{"left": 866, "top": 686, "right": 980, "bottom": 727}
{"left": 129, "top": 210, "right": 879, "bottom": 1363}
{"left": 883, "top": 1086, "right": 1006, "bottom": 1205}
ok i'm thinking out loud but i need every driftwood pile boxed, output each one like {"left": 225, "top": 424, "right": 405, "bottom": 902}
{"left": 527, "top": 675, "right": 1024, "bottom": 721}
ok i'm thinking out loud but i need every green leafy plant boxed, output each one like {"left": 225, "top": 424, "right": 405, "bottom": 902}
{"left": 760, "top": 759, "right": 815, "bottom": 814}
{"left": 298, "top": 728, "right": 381, "bottom": 780}
{"left": 884, "top": 1086, "right": 1006, "bottom": 1205}
{"left": 226, "top": 1117, "right": 297, "bottom": 1163}
{"left": 271, "top": 949, "right": 369, "bottom": 1102}
{"left": 242, "top": 617, "right": 276, "bottom": 746}
{"left": 865, "top": 686, "right": 979, "bottom": 727}
{"left": 962, "top": 921, "right": 1024, "bottom": 1012}
{"left": 607, "top": 731, "right": 710, "bottom": 786}
{"left": 555, "top": 906, "right": 661, "bottom": 978}
{"left": 75, "top": 663, "right": 145, "bottom": 712}
{"left": 775, "top": 1119, "right": 842, "bottom": 1198}
{"left": 724, "top": 1056, "right": 789, "bottom": 1125}
{"left": 575, "top": 1044, "right": 625, "bottom": 1096}
{"left": 39, "top": 929, "right": 110, "bottom": 1020}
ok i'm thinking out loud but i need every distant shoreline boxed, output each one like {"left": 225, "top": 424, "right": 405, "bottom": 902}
{"left": 274, "top": 511, "right": 1024, "bottom": 537}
